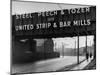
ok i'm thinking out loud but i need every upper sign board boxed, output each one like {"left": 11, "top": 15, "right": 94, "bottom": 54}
{"left": 12, "top": 6, "right": 96, "bottom": 38}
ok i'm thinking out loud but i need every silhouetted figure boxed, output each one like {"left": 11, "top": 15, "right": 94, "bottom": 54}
{"left": 90, "top": 53, "right": 92, "bottom": 59}
{"left": 86, "top": 53, "right": 89, "bottom": 61}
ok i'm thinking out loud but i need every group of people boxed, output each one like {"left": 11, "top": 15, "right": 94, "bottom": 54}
{"left": 86, "top": 53, "right": 93, "bottom": 61}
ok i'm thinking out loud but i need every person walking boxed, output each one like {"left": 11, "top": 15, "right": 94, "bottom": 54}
{"left": 86, "top": 53, "right": 89, "bottom": 61}
{"left": 90, "top": 53, "right": 92, "bottom": 60}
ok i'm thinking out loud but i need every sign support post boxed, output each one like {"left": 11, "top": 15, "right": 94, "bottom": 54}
{"left": 77, "top": 34, "right": 79, "bottom": 64}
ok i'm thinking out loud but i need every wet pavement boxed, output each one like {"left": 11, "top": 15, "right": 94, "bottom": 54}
{"left": 83, "top": 58, "right": 96, "bottom": 70}
{"left": 70, "top": 57, "right": 94, "bottom": 70}
{"left": 12, "top": 56, "right": 85, "bottom": 74}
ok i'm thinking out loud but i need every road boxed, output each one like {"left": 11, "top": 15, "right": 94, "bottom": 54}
{"left": 12, "top": 56, "right": 85, "bottom": 74}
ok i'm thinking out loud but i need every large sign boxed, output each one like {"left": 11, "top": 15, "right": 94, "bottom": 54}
{"left": 12, "top": 6, "right": 96, "bottom": 38}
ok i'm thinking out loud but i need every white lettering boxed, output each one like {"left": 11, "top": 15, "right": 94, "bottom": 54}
{"left": 53, "top": 23, "right": 57, "bottom": 28}
{"left": 36, "top": 23, "right": 51, "bottom": 29}
{"left": 15, "top": 24, "right": 34, "bottom": 31}
{"left": 86, "top": 7, "right": 90, "bottom": 12}
{"left": 60, "top": 21, "right": 71, "bottom": 27}
{"left": 61, "top": 10, "right": 64, "bottom": 15}
{"left": 73, "top": 19, "right": 91, "bottom": 26}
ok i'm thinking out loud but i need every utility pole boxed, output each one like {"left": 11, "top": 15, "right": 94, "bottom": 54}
{"left": 90, "top": 40, "right": 91, "bottom": 55}
{"left": 55, "top": 42, "right": 57, "bottom": 52}
{"left": 77, "top": 24, "right": 80, "bottom": 64}
{"left": 94, "top": 34, "right": 96, "bottom": 59}
{"left": 77, "top": 35, "right": 79, "bottom": 64}
{"left": 75, "top": 38, "right": 76, "bottom": 55}
{"left": 62, "top": 42, "right": 64, "bottom": 57}
{"left": 86, "top": 35, "right": 88, "bottom": 56}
